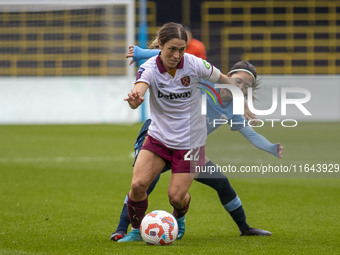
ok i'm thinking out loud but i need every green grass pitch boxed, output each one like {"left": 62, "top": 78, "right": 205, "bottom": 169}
{"left": 0, "top": 122, "right": 339, "bottom": 255}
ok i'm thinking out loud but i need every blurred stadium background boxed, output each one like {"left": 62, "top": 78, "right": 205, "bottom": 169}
{"left": 0, "top": 1, "right": 339, "bottom": 254}
{"left": 0, "top": 0, "right": 339, "bottom": 124}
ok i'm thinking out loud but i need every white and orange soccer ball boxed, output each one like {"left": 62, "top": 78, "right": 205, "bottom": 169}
{"left": 140, "top": 210, "right": 178, "bottom": 245}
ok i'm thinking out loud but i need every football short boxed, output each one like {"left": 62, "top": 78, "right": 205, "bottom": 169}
{"left": 133, "top": 119, "right": 171, "bottom": 172}
{"left": 141, "top": 134, "right": 205, "bottom": 174}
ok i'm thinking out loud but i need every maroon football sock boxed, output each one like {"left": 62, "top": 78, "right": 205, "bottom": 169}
{"left": 127, "top": 195, "right": 148, "bottom": 229}
{"left": 171, "top": 194, "right": 191, "bottom": 218}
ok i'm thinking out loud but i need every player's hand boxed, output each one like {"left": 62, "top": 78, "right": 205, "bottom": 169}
{"left": 124, "top": 90, "right": 145, "bottom": 109}
{"left": 125, "top": 45, "right": 135, "bottom": 65}
{"left": 276, "top": 143, "right": 283, "bottom": 159}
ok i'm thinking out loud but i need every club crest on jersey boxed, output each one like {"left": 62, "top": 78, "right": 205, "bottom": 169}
{"left": 135, "top": 67, "right": 145, "bottom": 81}
{"left": 180, "top": 76, "right": 190, "bottom": 87}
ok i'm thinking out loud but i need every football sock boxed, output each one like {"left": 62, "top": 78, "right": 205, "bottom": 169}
{"left": 114, "top": 174, "right": 160, "bottom": 233}
{"left": 195, "top": 161, "right": 250, "bottom": 231}
{"left": 127, "top": 195, "right": 148, "bottom": 229}
{"left": 223, "top": 195, "right": 249, "bottom": 231}
{"left": 195, "top": 161, "right": 237, "bottom": 204}
{"left": 171, "top": 194, "right": 191, "bottom": 218}
{"left": 227, "top": 205, "right": 249, "bottom": 232}
{"left": 115, "top": 197, "right": 130, "bottom": 233}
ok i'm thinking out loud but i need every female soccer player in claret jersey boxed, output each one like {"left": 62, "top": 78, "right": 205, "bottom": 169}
{"left": 115, "top": 23, "right": 283, "bottom": 243}
{"left": 112, "top": 47, "right": 282, "bottom": 241}
{"left": 117, "top": 22, "right": 239, "bottom": 242}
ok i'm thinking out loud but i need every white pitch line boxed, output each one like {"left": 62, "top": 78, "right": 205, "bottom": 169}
{"left": 0, "top": 155, "right": 132, "bottom": 163}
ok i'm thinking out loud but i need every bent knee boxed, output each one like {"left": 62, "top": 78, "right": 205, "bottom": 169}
{"left": 131, "top": 180, "right": 148, "bottom": 195}
{"left": 168, "top": 190, "right": 187, "bottom": 207}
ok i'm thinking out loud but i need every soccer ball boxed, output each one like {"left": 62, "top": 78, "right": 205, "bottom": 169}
{"left": 140, "top": 210, "right": 178, "bottom": 245}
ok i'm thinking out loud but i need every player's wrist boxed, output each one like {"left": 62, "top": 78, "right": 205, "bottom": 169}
{"left": 127, "top": 100, "right": 137, "bottom": 109}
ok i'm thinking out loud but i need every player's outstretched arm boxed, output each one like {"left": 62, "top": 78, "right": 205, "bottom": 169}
{"left": 126, "top": 46, "right": 160, "bottom": 65}
{"left": 124, "top": 82, "right": 149, "bottom": 109}
{"left": 238, "top": 126, "right": 284, "bottom": 158}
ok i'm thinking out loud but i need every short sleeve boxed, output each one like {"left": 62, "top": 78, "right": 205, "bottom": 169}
{"left": 134, "top": 58, "right": 155, "bottom": 86}
{"left": 189, "top": 55, "right": 220, "bottom": 83}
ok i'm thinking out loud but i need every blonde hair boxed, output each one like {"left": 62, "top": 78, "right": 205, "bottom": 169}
{"left": 148, "top": 37, "right": 159, "bottom": 49}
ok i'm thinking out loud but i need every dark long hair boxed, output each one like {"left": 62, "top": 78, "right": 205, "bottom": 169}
{"left": 157, "top": 22, "right": 188, "bottom": 46}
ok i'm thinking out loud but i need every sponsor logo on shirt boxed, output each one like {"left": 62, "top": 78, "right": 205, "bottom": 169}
{"left": 158, "top": 90, "right": 191, "bottom": 99}
{"left": 202, "top": 60, "right": 211, "bottom": 70}
{"left": 158, "top": 82, "right": 167, "bottom": 88}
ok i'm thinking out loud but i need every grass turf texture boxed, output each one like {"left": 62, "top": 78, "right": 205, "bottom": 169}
{"left": 0, "top": 123, "right": 339, "bottom": 255}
